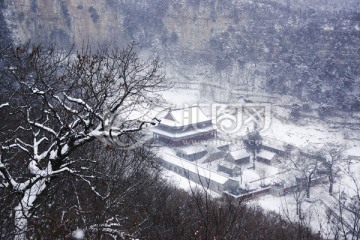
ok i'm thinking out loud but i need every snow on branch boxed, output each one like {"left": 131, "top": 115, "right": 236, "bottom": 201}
{"left": 28, "top": 160, "right": 74, "bottom": 177}
{"left": 74, "top": 173, "right": 110, "bottom": 199}
{"left": 63, "top": 93, "right": 104, "bottom": 122}
{"left": 0, "top": 161, "right": 9, "bottom": 188}
{"left": 14, "top": 138, "right": 33, "bottom": 155}
{"left": 89, "top": 119, "right": 156, "bottom": 139}
{"left": 32, "top": 122, "right": 57, "bottom": 136}
{"left": 87, "top": 223, "right": 129, "bottom": 240}
{"left": 31, "top": 87, "right": 46, "bottom": 95}
{"left": 0, "top": 43, "right": 167, "bottom": 239}
{"left": 0, "top": 102, "right": 9, "bottom": 109}
{"left": 26, "top": 110, "right": 58, "bottom": 137}
{"left": 64, "top": 93, "right": 94, "bottom": 113}
{"left": 0, "top": 154, "right": 37, "bottom": 192}
{"left": 53, "top": 95, "right": 79, "bottom": 114}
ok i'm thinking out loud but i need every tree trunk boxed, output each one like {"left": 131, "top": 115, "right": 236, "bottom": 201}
{"left": 329, "top": 175, "right": 333, "bottom": 194}
{"left": 296, "top": 201, "right": 300, "bottom": 215}
{"left": 306, "top": 179, "right": 311, "bottom": 198}
{"left": 252, "top": 151, "right": 256, "bottom": 169}
{"left": 14, "top": 179, "right": 47, "bottom": 240}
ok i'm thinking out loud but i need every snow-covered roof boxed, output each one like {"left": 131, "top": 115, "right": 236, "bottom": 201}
{"left": 160, "top": 106, "right": 210, "bottom": 127}
{"left": 176, "top": 145, "right": 207, "bottom": 155}
{"left": 174, "top": 140, "right": 229, "bottom": 157}
{"left": 345, "top": 147, "right": 360, "bottom": 158}
{"left": 152, "top": 125, "right": 214, "bottom": 138}
{"left": 205, "top": 151, "right": 227, "bottom": 162}
{"left": 160, "top": 152, "right": 231, "bottom": 184}
{"left": 262, "top": 137, "right": 288, "bottom": 151}
{"left": 241, "top": 169, "right": 261, "bottom": 184}
{"left": 218, "top": 161, "right": 240, "bottom": 170}
{"left": 206, "top": 140, "right": 230, "bottom": 149}
{"left": 229, "top": 149, "right": 251, "bottom": 160}
{"left": 257, "top": 150, "right": 277, "bottom": 160}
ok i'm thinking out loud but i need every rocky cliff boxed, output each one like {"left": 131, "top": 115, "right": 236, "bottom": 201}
{"left": 2, "top": 0, "right": 360, "bottom": 109}
{"left": 4, "top": 0, "right": 359, "bottom": 47}
{"left": 4, "top": 0, "right": 126, "bottom": 47}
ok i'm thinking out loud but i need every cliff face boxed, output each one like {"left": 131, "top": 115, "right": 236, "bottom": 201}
{"left": 4, "top": 0, "right": 359, "bottom": 48}
{"left": 0, "top": 1, "right": 11, "bottom": 46}
{"left": 3, "top": 0, "right": 259, "bottom": 94}
{"left": 5, "top": 0, "right": 126, "bottom": 47}
{"left": 4, "top": 0, "right": 238, "bottom": 49}
{"left": 3, "top": 0, "right": 360, "bottom": 109}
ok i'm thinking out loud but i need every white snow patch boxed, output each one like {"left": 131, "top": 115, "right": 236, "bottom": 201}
{"left": 323, "top": 25, "right": 334, "bottom": 31}
{"left": 249, "top": 186, "right": 335, "bottom": 238}
{"left": 161, "top": 169, "right": 222, "bottom": 198}
{"left": 162, "top": 89, "right": 200, "bottom": 106}
{"left": 0, "top": 102, "right": 9, "bottom": 108}
{"left": 72, "top": 228, "right": 85, "bottom": 239}
{"left": 61, "top": 144, "right": 69, "bottom": 155}
{"left": 262, "top": 116, "right": 344, "bottom": 150}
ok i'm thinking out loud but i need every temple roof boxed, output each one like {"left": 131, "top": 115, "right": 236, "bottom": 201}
{"left": 160, "top": 106, "right": 210, "bottom": 127}
{"left": 228, "top": 149, "right": 251, "bottom": 160}
{"left": 257, "top": 150, "right": 277, "bottom": 160}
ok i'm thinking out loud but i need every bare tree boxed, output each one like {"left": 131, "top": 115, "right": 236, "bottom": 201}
{"left": 320, "top": 144, "right": 345, "bottom": 194}
{"left": 328, "top": 159, "right": 360, "bottom": 239}
{"left": 287, "top": 150, "right": 321, "bottom": 198}
{"left": 0, "top": 43, "right": 167, "bottom": 239}
{"left": 31, "top": 142, "right": 161, "bottom": 239}
{"left": 293, "top": 184, "right": 307, "bottom": 220}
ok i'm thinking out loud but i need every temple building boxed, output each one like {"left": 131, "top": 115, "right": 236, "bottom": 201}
{"left": 153, "top": 106, "right": 216, "bottom": 145}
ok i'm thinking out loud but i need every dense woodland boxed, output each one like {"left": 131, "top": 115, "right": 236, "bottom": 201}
{"left": 0, "top": 141, "right": 318, "bottom": 239}
{"left": 205, "top": 5, "right": 360, "bottom": 112}
{"left": 116, "top": 0, "right": 360, "bottom": 113}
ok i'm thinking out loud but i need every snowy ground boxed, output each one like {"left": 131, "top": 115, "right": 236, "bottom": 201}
{"left": 159, "top": 88, "right": 360, "bottom": 237}
{"left": 161, "top": 88, "right": 360, "bottom": 156}
{"left": 262, "top": 115, "right": 356, "bottom": 152}
{"left": 161, "top": 88, "right": 202, "bottom": 106}
{"left": 248, "top": 186, "right": 335, "bottom": 238}
{"left": 161, "top": 169, "right": 222, "bottom": 198}
{"left": 197, "top": 159, "right": 281, "bottom": 190}
{"left": 161, "top": 158, "right": 355, "bottom": 239}
{"left": 250, "top": 161, "right": 360, "bottom": 239}
{"left": 161, "top": 162, "right": 357, "bottom": 239}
